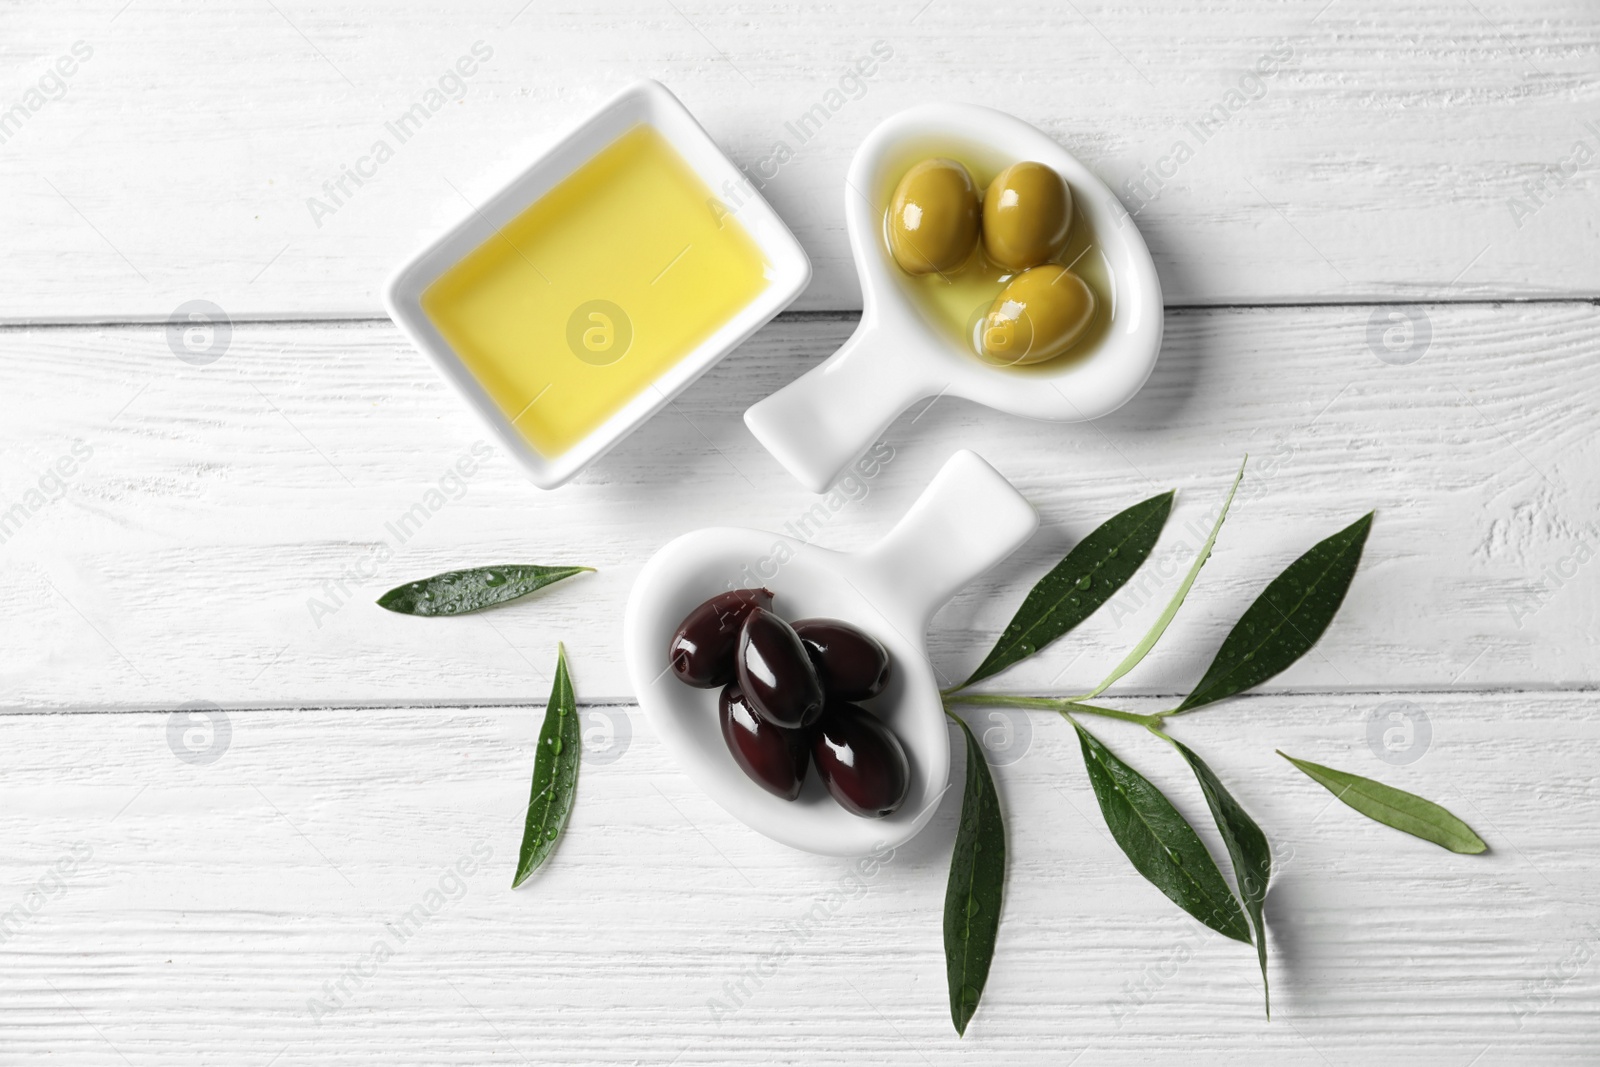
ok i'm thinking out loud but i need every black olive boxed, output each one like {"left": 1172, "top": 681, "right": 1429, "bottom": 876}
{"left": 811, "top": 699, "right": 910, "bottom": 819}
{"left": 668, "top": 588, "right": 774, "bottom": 688}
{"left": 736, "top": 608, "right": 825, "bottom": 729}
{"left": 793, "top": 618, "right": 891, "bottom": 701}
{"left": 719, "top": 683, "right": 810, "bottom": 801}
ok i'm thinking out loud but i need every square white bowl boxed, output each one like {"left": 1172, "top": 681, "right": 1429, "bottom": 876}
{"left": 384, "top": 80, "right": 812, "bottom": 489}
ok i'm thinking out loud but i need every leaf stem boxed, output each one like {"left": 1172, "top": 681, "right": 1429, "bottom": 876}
{"left": 946, "top": 692, "right": 1166, "bottom": 728}
{"left": 1075, "top": 455, "right": 1247, "bottom": 703}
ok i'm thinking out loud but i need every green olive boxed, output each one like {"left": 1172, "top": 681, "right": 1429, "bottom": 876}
{"left": 978, "top": 264, "right": 1096, "bottom": 366}
{"left": 886, "top": 158, "right": 980, "bottom": 275}
{"left": 981, "top": 161, "right": 1072, "bottom": 272}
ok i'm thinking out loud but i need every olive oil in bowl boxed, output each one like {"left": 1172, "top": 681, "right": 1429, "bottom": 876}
{"left": 421, "top": 124, "right": 771, "bottom": 459}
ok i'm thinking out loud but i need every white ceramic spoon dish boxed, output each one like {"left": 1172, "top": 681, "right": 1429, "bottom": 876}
{"left": 623, "top": 450, "right": 1037, "bottom": 856}
{"left": 745, "top": 103, "right": 1163, "bottom": 493}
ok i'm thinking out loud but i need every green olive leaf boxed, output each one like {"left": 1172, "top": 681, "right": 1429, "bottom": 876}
{"left": 513, "top": 644, "right": 581, "bottom": 887}
{"left": 1171, "top": 738, "right": 1272, "bottom": 1017}
{"left": 1174, "top": 513, "right": 1373, "bottom": 713}
{"left": 1278, "top": 751, "right": 1487, "bottom": 855}
{"left": 959, "top": 491, "right": 1174, "bottom": 690}
{"left": 1072, "top": 719, "right": 1251, "bottom": 943}
{"left": 944, "top": 713, "right": 1006, "bottom": 1037}
{"left": 378, "top": 564, "right": 594, "bottom": 616}
{"left": 1080, "top": 459, "right": 1245, "bottom": 700}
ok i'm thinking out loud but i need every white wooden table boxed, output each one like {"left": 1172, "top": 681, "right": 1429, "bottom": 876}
{"left": 3, "top": 1, "right": 1598, "bottom": 1062}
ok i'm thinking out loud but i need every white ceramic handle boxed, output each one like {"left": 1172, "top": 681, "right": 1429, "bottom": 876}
{"left": 848, "top": 450, "right": 1038, "bottom": 629}
{"left": 744, "top": 318, "right": 932, "bottom": 493}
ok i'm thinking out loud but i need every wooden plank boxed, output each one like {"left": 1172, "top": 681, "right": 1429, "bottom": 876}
{"left": 1, "top": 0, "right": 1597, "bottom": 320}
{"left": 1, "top": 303, "right": 1596, "bottom": 708}
{"left": 0, "top": 691, "right": 1592, "bottom": 1063}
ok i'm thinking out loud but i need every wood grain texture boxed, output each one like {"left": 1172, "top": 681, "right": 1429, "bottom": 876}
{"left": 1, "top": 0, "right": 1597, "bottom": 320}
{"left": 0, "top": 692, "right": 1593, "bottom": 1064}
{"left": 5, "top": 3, "right": 1599, "bottom": 1060}
{"left": 3, "top": 304, "right": 1598, "bottom": 708}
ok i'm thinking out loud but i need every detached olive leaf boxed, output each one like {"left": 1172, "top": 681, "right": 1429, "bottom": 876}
{"left": 1072, "top": 719, "right": 1251, "bottom": 943}
{"left": 1279, "top": 752, "right": 1487, "bottom": 855}
{"left": 1172, "top": 738, "right": 1273, "bottom": 1017}
{"left": 1080, "top": 459, "right": 1245, "bottom": 701}
{"left": 1174, "top": 513, "right": 1373, "bottom": 714}
{"left": 945, "top": 714, "right": 1006, "bottom": 1037}
{"left": 958, "top": 491, "right": 1174, "bottom": 690}
{"left": 378, "top": 564, "right": 594, "bottom": 616}
{"left": 513, "top": 644, "right": 582, "bottom": 887}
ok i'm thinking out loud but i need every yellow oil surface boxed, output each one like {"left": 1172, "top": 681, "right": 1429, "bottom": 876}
{"left": 877, "top": 140, "right": 1114, "bottom": 372}
{"left": 422, "top": 124, "right": 770, "bottom": 458}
